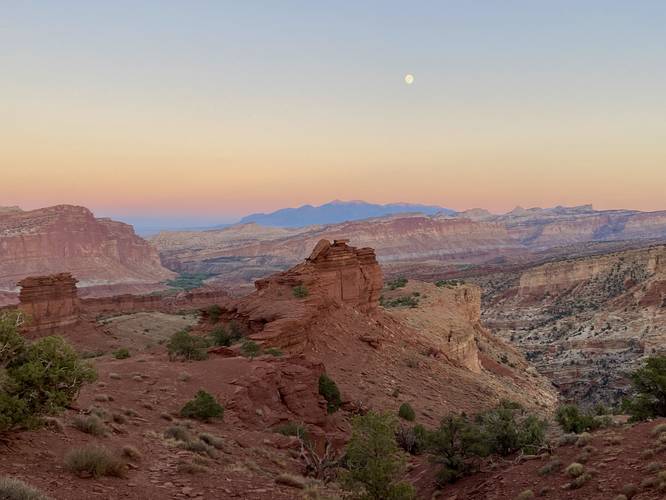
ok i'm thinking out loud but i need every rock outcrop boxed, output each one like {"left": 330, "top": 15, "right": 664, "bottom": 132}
{"left": 0, "top": 205, "right": 174, "bottom": 299}
{"left": 17, "top": 273, "right": 80, "bottom": 335}
{"left": 216, "top": 239, "right": 383, "bottom": 350}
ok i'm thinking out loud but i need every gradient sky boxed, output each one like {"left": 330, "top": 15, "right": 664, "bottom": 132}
{"left": 2, "top": 1, "right": 665, "bottom": 226}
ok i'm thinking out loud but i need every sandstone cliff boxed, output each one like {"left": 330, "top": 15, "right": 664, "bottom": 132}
{"left": 0, "top": 205, "right": 174, "bottom": 299}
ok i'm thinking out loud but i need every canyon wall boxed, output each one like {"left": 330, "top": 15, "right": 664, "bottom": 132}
{"left": 0, "top": 205, "right": 174, "bottom": 297}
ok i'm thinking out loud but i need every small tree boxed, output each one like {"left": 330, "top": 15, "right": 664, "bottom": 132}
{"left": 180, "top": 390, "right": 223, "bottom": 421}
{"left": 341, "top": 411, "right": 415, "bottom": 500}
{"left": 318, "top": 373, "right": 342, "bottom": 414}
{"left": 622, "top": 356, "right": 666, "bottom": 421}
{"left": 167, "top": 330, "right": 209, "bottom": 361}
{"left": 398, "top": 403, "right": 416, "bottom": 421}
{"left": 293, "top": 285, "right": 309, "bottom": 299}
{"left": 0, "top": 312, "right": 97, "bottom": 432}
{"left": 556, "top": 404, "right": 599, "bottom": 433}
{"left": 240, "top": 340, "right": 261, "bottom": 359}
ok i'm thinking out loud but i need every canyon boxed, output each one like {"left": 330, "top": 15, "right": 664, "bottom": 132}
{"left": 477, "top": 244, "right": 666, "bottom": 406}
{"left": 0, "top": 205, "right": 175, "bottom": 305}
{"left": 152, "top": 205, "right": 666, "bottom": 291}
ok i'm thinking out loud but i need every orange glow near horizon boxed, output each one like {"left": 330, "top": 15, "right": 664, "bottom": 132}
{"left": 3, "top": 3, "right": 666, "bottom": 220}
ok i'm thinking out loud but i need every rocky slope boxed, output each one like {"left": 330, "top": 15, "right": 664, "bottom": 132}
{"left": 153, "top": 205, "right": 666, "bottom": 289}
{"left": 0, "top": 238, "right": 556, "bottom": 499}
{"left": 0, "top": 205, "right": 174, "bottom": 303}
{"left": 478, "top": 244, "right": 666, "bottom": 406}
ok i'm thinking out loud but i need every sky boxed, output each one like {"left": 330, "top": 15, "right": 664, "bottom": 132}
{"left": 2, "top": 1, "right": 665, "bottom": 227}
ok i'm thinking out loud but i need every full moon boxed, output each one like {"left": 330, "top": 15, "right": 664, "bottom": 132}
{"left": 404, "top": 73, "right": 414, "bottom": 85}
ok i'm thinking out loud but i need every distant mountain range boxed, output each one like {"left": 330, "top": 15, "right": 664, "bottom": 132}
{"left": 239, "top": 200, "right": 454, "bottom": 227}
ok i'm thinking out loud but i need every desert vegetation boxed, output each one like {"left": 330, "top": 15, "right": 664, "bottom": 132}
{"left": 180, "top": 390, "right": 224, "bottom": 421}
{"left": 622, "top": 355, "right": 666, "bottom": 421}
{"left": 0, "top": 312, "right": 96, "bottom": 433}
{"left": 318, "top": 373, "right": 342, "bottom": 414}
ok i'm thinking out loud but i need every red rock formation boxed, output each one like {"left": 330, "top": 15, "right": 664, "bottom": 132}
{"left": 17, "top": 273, "right": 80, "bottom": 335}
{"left": 225, "top": 355, "right": 328, "bottom": 428}
{"left": 0, "top": 205, "right": 174, "bottom": 296}
{"left": 218, "top": 239, "right": 383, "bottom": 350}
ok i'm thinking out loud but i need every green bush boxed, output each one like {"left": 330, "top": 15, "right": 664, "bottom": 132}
{"left": 622, "top": 356, "right": 666, "bottom": 421}
{"left": 276, "top": 421, "right": 310, "bottom": 442}
{"left": 435, "top": 279, "right": 463, "bottom": 288}
{"left": 555, "top": 404, "right": 599, "bottom": 433}
{"left": 0, "top": 476, "right": 51, "bottom": 500}
{"left": 292, "top": 285, "right": 309, "bottom": 298}
{"left": 167, "top": 330, "right": 209, "bottom": 361}
{"left": 476, "top": 404, "right": 547, "bottom": 456}
{"left": 180, "top": 390, "right": 223, "bottom": 421}
{"left": 387, "top": 277, "right": 408, "bottom": 290}
{"left": 240, "top": 340, "right": 261, "bottom": 358}
{"left": 340, "top": 411, "right": 415, "bottom": 500}
{"left": 210, "top": 321, "right": 246, "bottom": 347}
{"left": 112, "top": 348, "right": 130, "bottom": 359}
{"left": 71, "top": 415, "right": 106, "bottom": 436}
{"left": 398, "top": 403, "right": 416, "bottom": 421}
{"left": 206, "top": 305, "right": 223, "bottom": 322}
{"left": 0, "top": 314, "right": 97, "bottom": 433}
{"left": 318, "top": 373, "right": 342, "bottom": 414}
{"left": 380, "top": 295, "right": 419, "bottom": 308}
{"left": 265, "top": 347, "right": 283, "bottom": 357}
{"left": 64, "top": 445, "right": 125, "bottom": 478}
{"left": 429, "top": 414, "right": 488, "bottom": 485}
{"left": 395, "top": 424, "right": 429, "bottom": 455}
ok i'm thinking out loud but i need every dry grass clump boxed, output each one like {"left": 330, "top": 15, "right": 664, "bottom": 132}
{"left": 164, "top": 425, "right": 191, "bottom": 442}
{"left": 538, "top": 458, "right": 562, "bottom": 476}
{"left": 640, "top": 449, "right": 656, "bottom": 460}
{"left": 71, "top": 415, "right": 106, "bottom": 436}
{"left": 121, "top": 445, "right": 142, "bottom": 461}
{"left": 575, "top": 432, "right": 591, "bottom": 447}
{"left": 109, "top": 373, "right": 121, "bottom": 380}
{"left": 565, "top": 462, "right": 585, "bottom": 478}
{"left": 646, "top": 462, "right": 662, "bottom": 473}
{"left": 557, "top": 433, "right": 578, "bottom": 446}
{"left": 111, "top": 413, "right": 127, "bottom": 424}
{"left": 275, "top": 473, "right": 307, "bottom": 489}
{"left": 568, "top": 472, "right": 592, "bottom": 490}
{"left": 176, "top": 461, "right": 208, "bottom": 474}
{"left": 41, "top": 417, "right": 64, "bottom": 433}
{"left": 64, "top": 445, "right": 125, "bottom": 478}
{"left": 199, "top": 433, "right": 225, "bottom": 449}
{"left": 178, "top": 372, "right": 192, "bottom": 382}
{"left": 0, "top": 476, "right": 52, "bottom": 500}
{"left": 160, "top": 412, "right": 173, "bottom": 421}
{"left": 514, "top": 490, "right": 534, "bottom": 500}
{"left": 620, "top": 483, "right": 638, "bottom": 499}
{"left": 122, "top": 407, "right": 140, "bottom": 417}
{"left": 94, "top": 394, "right": 111, "bottom": 402}
{"left": 576, "top": 445, "right": 595, "bottom": 464}
{"left": 651, "top": 423, "right": 666, "bottom": 436}
{"left": 604, "top": 434, "right": 622, "bottom": 446}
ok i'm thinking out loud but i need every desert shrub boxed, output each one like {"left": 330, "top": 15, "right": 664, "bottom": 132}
{"left": 180, "top": 390, "right": 223, "bottom": 421}
{"left": 429, "top": 414, "right": 488, "bottom": 485}
{"left": 538, "top": 458, "right": 562, "bottom": 476}
{"left": 575, "top": 432, "right": 592, "bottom": 447}
{"left": 622, "top": 356, "right": 666, "bottom": 421}
{"left": 387, "top": 277, "right": 408, "bottom": 290}
{"left": 199, "top": 433, "right": 225, "bottom": 449}
{"left": 64, "top": 445, "right": 125, "bottom": 478}
{"left": 265, "top": 347, "right": 283, "bottom": 357}
{"left": 121, "top": 445, "right": 141, "bottom": 461}
{"left": 112, "top": 348, "right": 130, "bottom": 359}
{"left": 565, "top": 462, "right": 584, "bottom": 478}
{"left": 398, "top": 403, "right": 416, "bottom": 422}
{"left": 435, "top": 279, "right": 463, "bottom": 288}
{"left": 275, "top": 473, "right": 307, "bottom": 489}
{"left": 318, "top": 374, "right": 342, "bottom": 414}
{"left": 555, "top": 404, "right": 599, "bottom": 433}
{"left": 620, "top": 484, "right": 638, "bottom": 498}
{"left": 380, "top": 295, "right": 419, "bottom": 308}
{"left": 206, "top": 305, "right": 223, "bottom": 322}
{"left": 292, "top": 285, "right": 309, "bottom": 298}
{"left": 0, "top": 314, "right": 97, "bottom": 432}
{"left": 395, "top": 424, "right": 429, "bottom": 455}
{"left": 240, "top": 340, "right": 261, "bottom": 358}
{"left": 476, "top": 405, "right": 547, "bottom": 456}
{"left": 276, "top": 421, "right": 310, "bottom": 442}
{"left": 167, "top": 329, "right": 209, "bottom": 361}
{"left": 515, "top": 490, "right": 534, "bottom": 500}
{"left": 164, "top": 425, "right": 191, "bottom": 442}
{"left": 176, "top": 461, "right": 208, "bottom": 474}
{"left": 340, "top": 411, "right": 415, "bottom": 500}
{"left": 71, "top": 415, "right": 106, "bottom": 436}
{"left": 209, "top": 326, "right": 232, "bottom": 346}
{"left": 651, "top": 423, "right": 666, "bottom": 436}
{"left": 0, "top": 476, "right": 51, "bottom": 500}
